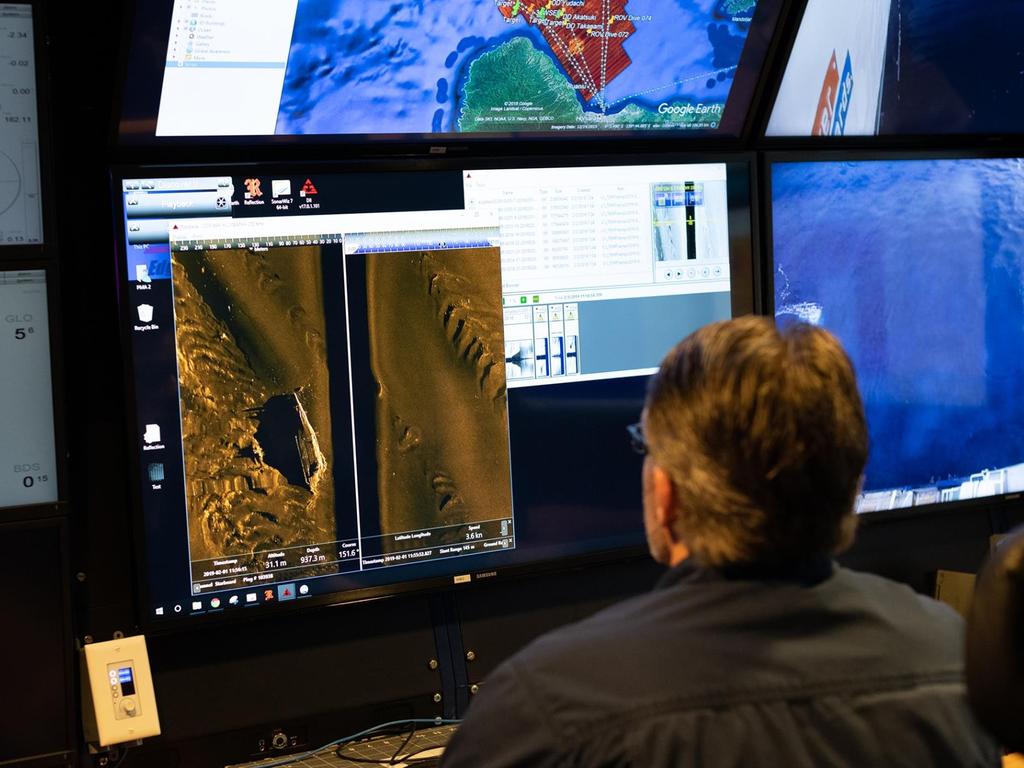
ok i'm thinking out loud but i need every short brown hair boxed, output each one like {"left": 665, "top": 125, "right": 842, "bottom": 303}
{"left": 644, "top": 316, "right": 868, "bottom": 566}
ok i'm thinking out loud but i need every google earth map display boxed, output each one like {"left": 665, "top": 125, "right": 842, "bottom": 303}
{"left": 773, "top": 159, "right": 1024, "bottom": 514}
{"left": 280, "top": 0, "right": 759, "bottom": 135}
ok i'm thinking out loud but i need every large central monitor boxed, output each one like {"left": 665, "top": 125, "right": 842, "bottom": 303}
{"left": 117, "top": 0, "right": 784, "bottom": 141}
{"left": 770, "top": 154, "right": 1024, "bottom": 515}
{"left": 115, "top": 156, "right": 755, "bottom": 626}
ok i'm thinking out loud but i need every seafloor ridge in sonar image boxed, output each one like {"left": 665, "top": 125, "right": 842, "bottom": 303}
{"left": 172, "top": 247, "right": 335, "bottom": 565}
{"left": 365, "top": 247, "right": 511, "bottom": 551}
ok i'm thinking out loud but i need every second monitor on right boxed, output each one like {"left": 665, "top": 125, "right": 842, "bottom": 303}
{"left": 771, "top": 156, "right": 1024, "bottom": 514}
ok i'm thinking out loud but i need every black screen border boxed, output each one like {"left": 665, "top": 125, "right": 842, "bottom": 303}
{"left": 112, "top": 0, "right": 787, "bottom": 149}
{"left": 763, "top": 147, "right": 1024, "bottom": 523}
{"left": 111, "top": 152, "right": 758, "bottom": 634}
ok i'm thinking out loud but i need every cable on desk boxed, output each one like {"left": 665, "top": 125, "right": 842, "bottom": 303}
{"left": 335, "top": 719, "right": 450, "bottom": 765}
{"left": 238, "top": 718, "right": 462, "bottom": 768}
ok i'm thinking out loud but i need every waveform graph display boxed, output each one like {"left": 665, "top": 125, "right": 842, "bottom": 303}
{"left": 355, "top": 246, "right": 512, "bottom": 553}
{"left": 171, "top": 246, "right": 337, "bottom": 567}
{"left": 0, "top": 152, "right": 21, "bottom": 217}
{"left": 505, "top": 339, "right": 536, "bottom": 380}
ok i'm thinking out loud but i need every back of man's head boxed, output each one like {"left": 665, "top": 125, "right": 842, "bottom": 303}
{"left": 644, "top": 316, "right": 868, "bottom": 566}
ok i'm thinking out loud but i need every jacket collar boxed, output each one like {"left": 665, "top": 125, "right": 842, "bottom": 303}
{"left": 656, "top": 554, "right": 835, "bottom": 591}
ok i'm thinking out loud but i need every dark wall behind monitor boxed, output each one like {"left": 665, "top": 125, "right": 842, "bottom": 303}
{"left": 46, "top": 0, "right": 139, "bottom": 638}
{"left": 0, "top": 519, "right": 75, "bottom": 765}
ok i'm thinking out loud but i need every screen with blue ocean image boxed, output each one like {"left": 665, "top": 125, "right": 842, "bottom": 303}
{"left": 772, "top": 158, "right": 1024, "bottom": 513}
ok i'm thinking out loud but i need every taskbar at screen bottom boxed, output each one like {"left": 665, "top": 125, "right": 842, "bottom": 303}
{"left": 187, "top": 516, "right": 516, "bottom": 596}
{"left": 149, "top": 535, "right": 650, "bottom": 624}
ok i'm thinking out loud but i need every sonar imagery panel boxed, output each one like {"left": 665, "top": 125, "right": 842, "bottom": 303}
{"left": 362, "top": 247, "right": 512, "bottom": 553}
{"left": 172, "top": 247, "right": 336, "bottom": 573}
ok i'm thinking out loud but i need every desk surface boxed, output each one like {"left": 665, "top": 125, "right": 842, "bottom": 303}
{"left": 227, "top": 724, "right": 455, "bottom": 768}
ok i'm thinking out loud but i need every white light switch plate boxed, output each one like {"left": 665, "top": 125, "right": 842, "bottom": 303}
{"left": 82, "top": 635, "right": 161, "bottom": 747}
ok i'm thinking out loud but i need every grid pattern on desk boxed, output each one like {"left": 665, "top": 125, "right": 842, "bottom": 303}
{"left": 226, "top": 725, "right": 456, "bottom": 768}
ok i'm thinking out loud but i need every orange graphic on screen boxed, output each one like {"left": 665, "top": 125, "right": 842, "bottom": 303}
{"left": 813, "top": 51, "right": 840, "bottom": 136}
{"left": 244, "top": 178, "right": 263, "bottom": 198}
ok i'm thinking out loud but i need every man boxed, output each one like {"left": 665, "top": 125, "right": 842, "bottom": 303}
{"left": 442, "top": 317, "right": 1000, "bottom": 767}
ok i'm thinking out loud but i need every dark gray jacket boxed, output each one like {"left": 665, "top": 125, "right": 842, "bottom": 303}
{"left": 442, "top": 559, "right": 1001, "bottom": 767}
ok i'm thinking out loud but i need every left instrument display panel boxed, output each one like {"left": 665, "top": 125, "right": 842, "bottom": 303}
{"left": 0, "top": 268, "right": 58, "bottom": 508}
{"left": 0, "top": 3, "right": 43, "bottom": 246}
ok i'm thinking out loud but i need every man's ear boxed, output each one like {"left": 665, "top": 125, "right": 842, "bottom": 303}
{"left": 652, "top": 464, "right": 677, "bottom": 530}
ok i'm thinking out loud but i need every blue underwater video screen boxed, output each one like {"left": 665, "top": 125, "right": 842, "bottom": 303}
{"left": 772, "top": 158, "right": 1024, "bottom": 513}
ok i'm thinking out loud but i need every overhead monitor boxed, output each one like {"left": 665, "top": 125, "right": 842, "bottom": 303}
{"left": 115, "top": 157, "right": 754, "bottom": 625}
{"left": 0, "top": 268, "right": 58, "bottom": 509}
{"left": 0, "top": 4, "right": 43, "bottom": 245}
{"left": 118, "top": 0, "right": 784, "bottom": 142}
{"left": 767, "top": 0, "right": 1024, "bottom": 136}
{"left": 771, "top": 156, "right": 1024, "bottom": 515}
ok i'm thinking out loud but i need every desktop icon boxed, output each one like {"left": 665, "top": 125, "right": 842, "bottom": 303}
{"left": 244, "top": 178, "right": 263, "bottom": 199}
{"left": 277, "top": 583, "right": 296, "bottom": 601}
{"left": 147, "top": 463, "right": 165, "bottom": 482}
{"left": 191, "top": 601, "right": 202, "bottom": 611}
{"left": 173, "top": 604, "right": 182, "bottom": 613}
{"left": 271, "top": 179, "right": 291, "bottom": 198}
{"left": 210, "top": 597, "right": 221, "bottom": 609}
{"left": 137, "top": 304, "right": 154, "bottom": 323}
{"left": 143, "top": 424, "right": 161, "bottom": 444}
{"left": 228, "top": 595, "right": 239, "bottom": 606}
{"left": 245, "top": 593, "right": 257, "bottom": 604}
{"left": 300, "top": 178, "right": 318, "bottom": 197}
{"left": 136, "top": 264, "right": 151, "bottom": 283}
{"left": 264, "top": 589, "right": 275, "bottom": 602}
{"left": 155, "top": 607, "right": 164, "bottom": 616}
{"left": 298, "top": 584, "right": 309, "bottom": 596}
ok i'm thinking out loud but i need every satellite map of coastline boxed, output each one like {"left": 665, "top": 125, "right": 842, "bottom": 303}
{"left": 276, "top": 0, "right": 760, "bottom": 134}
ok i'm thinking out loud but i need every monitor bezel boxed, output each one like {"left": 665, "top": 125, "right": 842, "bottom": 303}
{"left": 763, "top": 148, "right": 1024, "bottom": 522}
{"left": 111, "top": 0, "right": 788, "bottom": 148}
{"left": 111, "top": 151, "right": 760, "bottom": 633}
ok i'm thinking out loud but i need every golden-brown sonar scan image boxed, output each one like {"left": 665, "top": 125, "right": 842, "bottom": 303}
{"left": 172, "top": 247, "right": 335, "bottom": 566}
{"left": 364, "top": 247, "right": 512, "bottom": 551}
